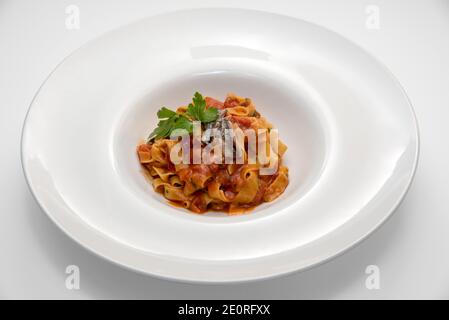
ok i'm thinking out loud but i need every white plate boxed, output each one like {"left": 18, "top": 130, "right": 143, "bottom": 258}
{"left": 21, "top": 8, "right": 419, "bottom": 283}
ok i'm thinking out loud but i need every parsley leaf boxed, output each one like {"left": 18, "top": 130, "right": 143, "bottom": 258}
{"left": 157, "top": 107, "right": 177, "bottom": 119}
{"left": 147, "top": 92, "right": 217, "bottom": 142}
{"left": 202, "top": 107, "right": 219, "bottom": 123}
{"left": 187, "top": 92, "right": 218, "bottom": 123}
{"left": 173, "top": 116, "right": 193, "bottom": 132}
{"left": 147, "top": 108, "right": 192, "bottom": 141}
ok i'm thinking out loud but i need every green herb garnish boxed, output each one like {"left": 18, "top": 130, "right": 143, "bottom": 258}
{"left": 147, "top": 107, "right": 192, "bottom": 141}
{"left": 147, "top": 92, "right": 219, "bottom": 142}
{"left": 187, "top": 92, "right": 219, "bottom": 123}
{"left": 157, "top": 107, "right": 176, "bottom": 119}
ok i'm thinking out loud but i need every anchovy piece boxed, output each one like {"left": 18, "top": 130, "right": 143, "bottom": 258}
{"left": 202, "top": 109, "right": 230, "bottom": 144}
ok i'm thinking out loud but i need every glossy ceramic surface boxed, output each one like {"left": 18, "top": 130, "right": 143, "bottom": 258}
{"left": 21, "top": 9, "right": 419, "bottom": 282}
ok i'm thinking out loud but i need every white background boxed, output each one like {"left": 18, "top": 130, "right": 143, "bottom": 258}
{"left": 1, "top": 0, "right": 448, "bottom": 299}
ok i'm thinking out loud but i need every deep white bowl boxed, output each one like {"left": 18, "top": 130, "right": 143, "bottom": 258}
{"left": 21, "top": 8, "right": 419, "bottom": 282}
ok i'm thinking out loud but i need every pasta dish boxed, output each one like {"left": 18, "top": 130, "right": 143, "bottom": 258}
{"left": 136, "top": 92, "right": 289, "bottom": 214}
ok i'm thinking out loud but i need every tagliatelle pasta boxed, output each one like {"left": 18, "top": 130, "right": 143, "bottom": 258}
{"left": 136, "top": 93, "right": 289, "bottom": 214}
